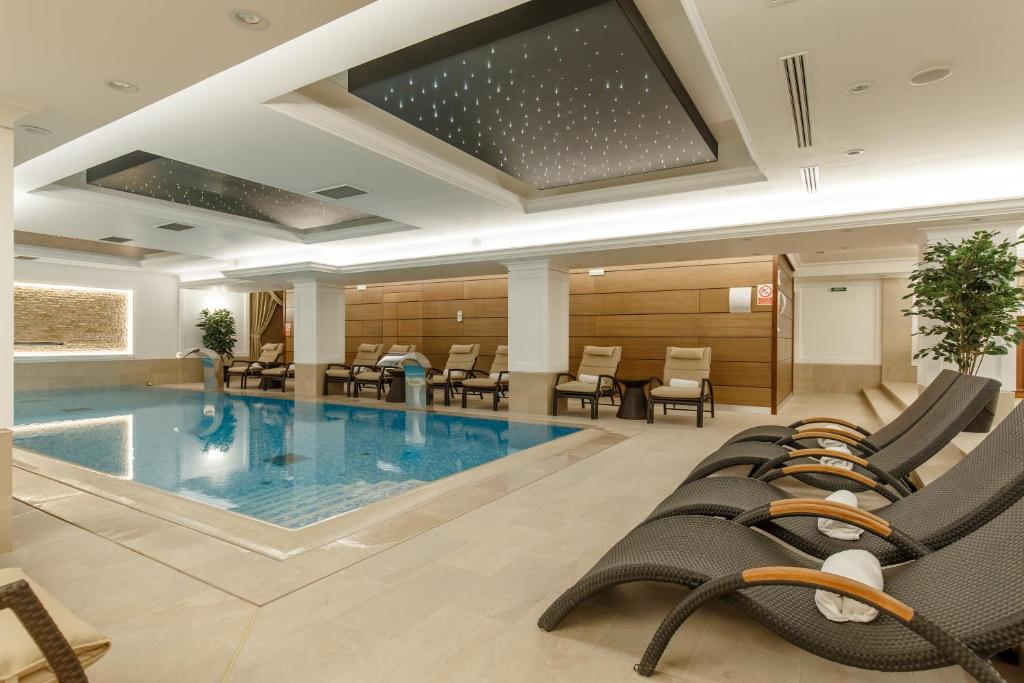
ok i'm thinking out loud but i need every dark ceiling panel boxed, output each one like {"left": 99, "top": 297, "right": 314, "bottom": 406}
{"left": 86, "top": 151, "right": 373, "bottom": 230}
{"left": 349, "top": 0, "right": 717, "bottom": 189}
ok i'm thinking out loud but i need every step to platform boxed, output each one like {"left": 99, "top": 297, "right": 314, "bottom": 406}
{"left": 861, "top": 386, "right": 904, "bottom": 427}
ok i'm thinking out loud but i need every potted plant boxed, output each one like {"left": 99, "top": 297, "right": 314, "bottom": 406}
{"left": 196, "top": 308, "right": 238, "bottom": 360}
{"left": 904, "top": 229, "right": 1024, "bottom": 431}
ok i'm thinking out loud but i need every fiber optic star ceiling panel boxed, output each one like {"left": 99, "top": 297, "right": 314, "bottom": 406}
{"left": 349, "top": 0, "right": 717, "bottom": 189}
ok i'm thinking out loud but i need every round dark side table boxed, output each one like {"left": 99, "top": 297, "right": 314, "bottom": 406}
{"left": 384, "top": 369, "right": 406, "bottom": 403}
{"left": 616, "top": 378, "right": 651, "bottom": 420}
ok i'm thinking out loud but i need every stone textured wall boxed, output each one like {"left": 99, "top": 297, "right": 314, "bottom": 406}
{"left": 14, "top": 284, "right": 130, "bottom": 354}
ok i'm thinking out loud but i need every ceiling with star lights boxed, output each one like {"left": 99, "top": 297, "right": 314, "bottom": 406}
{"left": 85, "top": 150, "right": 375, "bottom": 230}
{"left": 348, "top": 0, "right": 718, "bottom": 190}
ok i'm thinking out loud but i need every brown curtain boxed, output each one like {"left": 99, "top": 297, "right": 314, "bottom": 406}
{"left": 250, "top": 291, "right": 281, "bottom": 356}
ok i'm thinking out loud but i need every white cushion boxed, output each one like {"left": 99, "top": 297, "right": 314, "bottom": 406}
{"left": 651, "top": 385, "right": 700, "bottom": 399}
{"left": 669, "top": 378, "right": 700, "bottom": 389}
{"left": 670, "top": 347, "right": 704, "bottom": 359}
{"left": 0, "top": 568, "right": 111, "bottom": 682}
{"left": 583, "top": 346, "right": 614, "bottom": 357}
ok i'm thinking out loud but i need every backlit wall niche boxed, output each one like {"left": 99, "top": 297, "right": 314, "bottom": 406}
{"left": 14, "top": 283, "right": 133, "bottom": 356}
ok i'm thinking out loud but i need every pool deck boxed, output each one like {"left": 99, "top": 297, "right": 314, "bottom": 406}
{"left": 4, "top": 388, "right": 1018, "bottom": 682}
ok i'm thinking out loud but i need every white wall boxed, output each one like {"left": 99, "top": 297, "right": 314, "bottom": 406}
{"left": 14, "top": 261, "right": 184, "bottom": 360}
{"left": 179, "top": 288, "right": 249, "bottom": 358}
{"left": 795, "top": 279, "right": 881, "bottom": 365}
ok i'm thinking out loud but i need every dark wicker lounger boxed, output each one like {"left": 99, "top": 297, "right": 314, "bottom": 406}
{"left": 540, "top": 496, "right": 1024, "bottom": 681}
{"left": 724, "top": 368, "right": 961, "bottom": 446}
{"left": 680, "top": 373, "right": 1000, "bottom": 493}
{"left": 642, "top": 398, "right": 1024, "bottom": 565}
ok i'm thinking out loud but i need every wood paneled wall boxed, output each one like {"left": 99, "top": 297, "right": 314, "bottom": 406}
{"left": 774, "top": 257, "right": 795, "bottom": 409}
{"left": 344, "top": 275, "right": 508, "bottom": 372}
{"left": 568, "top": 257, "right": 776, "bottom": 408}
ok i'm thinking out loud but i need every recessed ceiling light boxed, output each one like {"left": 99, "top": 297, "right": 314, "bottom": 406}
{"left": 909, "top": 65, "right": 953, "bottom": 86}
{"left": 17, "top": 124, "right": 52, "bottom": 136}
{"left": 230, "top": 9, "right": 269, "bottom": 30}
{"left": 847, "top": 81, "right": 873, "bottom": 95}
{"left": 843, "top": 148, "right": 865, "bottom": 157}
{"left": 815, "top": 250, "right": 825, "bottom": 255}
{"left": 104, "top": 79, "right": 139, "bottom": 93}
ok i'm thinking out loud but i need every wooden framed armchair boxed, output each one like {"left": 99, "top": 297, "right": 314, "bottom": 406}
{"left": 323, "top": 343, "right": 383, "bottom": 396}
{"left": 647, "top": 346, "right": 715, "bottom": 427}
{"left": 551, "top": 346, "right": 622, "bottom": 419}
{"left": 352, "top": 344, "right": 415, "bottom": 399}
{"left": 427, "top": 344, "right": 481, "bottom": 406}
{"left": 224, "top": 343, "right": 283, "bottom": 389}
{"left": 461, "top": 345, "right": 509, "bottom": 411}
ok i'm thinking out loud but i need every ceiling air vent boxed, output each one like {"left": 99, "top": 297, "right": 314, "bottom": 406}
{"left": 99, "top": 236, "right": 132, "bottom": 243}
{"left": 313, "top": 184, "right": 368, "bottom": 200}
{"left": 780, "top": 52, "right": 812, "bottom": 148}
{"left": 800, "top": 165, "right": 819, "bottom": 194}
{"left": 14, "top": 255, "right": 38, "bottom": 260}
{"left": 154, "top": 222, "right": 195, "bottom": 232}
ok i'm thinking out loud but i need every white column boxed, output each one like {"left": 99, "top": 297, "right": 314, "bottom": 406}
{"left": 1, "top": 109, "right": 19, "bottom": 552}
{"left": 291, "top": 279, "right": 345, "bottom": 396}
{"left": 504, "top": 259, "right": 570, "bottom": 415}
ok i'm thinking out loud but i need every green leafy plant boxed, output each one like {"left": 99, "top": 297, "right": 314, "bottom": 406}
{"left": 196, "top": 308, "right": 237, "bottom": 359}
{"left": 904, "top": 230, "right": 1024, "bottom": 374}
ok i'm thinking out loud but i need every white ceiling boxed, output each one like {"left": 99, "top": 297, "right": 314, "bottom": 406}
{"left": 7, "top": 0, "right": 1024, "bottom": 284}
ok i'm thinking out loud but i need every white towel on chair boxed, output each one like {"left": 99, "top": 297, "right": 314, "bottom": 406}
{"left": 819, "top": 424, "right": 850, "bottom": 450}
{"left": 578, "top": 374, "right": 599, "bottom": 385}
{"left": 669, "top": 378, "right": 700, "bottom": 389}
{"left": 814, "top": 550, "right": 883, "bottom": 623}
{"left": 816, "top": 442, "right": 854, "bottom": 471}
{"left": 817, "top": 490, "right": 864, "bottom": 540}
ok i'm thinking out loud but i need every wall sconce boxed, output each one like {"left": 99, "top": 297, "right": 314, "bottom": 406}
{"left": 457, "top": 310, "right": 464, "bottom": 322}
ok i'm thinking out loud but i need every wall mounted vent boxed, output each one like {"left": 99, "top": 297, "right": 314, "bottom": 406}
{"left": 99, "top": 236, "right": 133, "bottom": 243}
{"left": 14, "top": 255, "right": 38, "bottom": 260}
{"left": 800, "top": 165, "right": 819, "bottom": 194}
{"left": 154, "top": 222, "right": 195, "bottom": 232}
{"left": 780, "top": 52, "right": 812, "bottom": 148}
{"left": 313, "top": 184, "right": 368, "bottom": 200}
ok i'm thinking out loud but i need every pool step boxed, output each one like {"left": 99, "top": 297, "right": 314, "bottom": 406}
{"left": 881, "top": 381, "right": 919, "bottom": 411}
{"left": 231, "top": 478, "right": 427, "bottom": 529}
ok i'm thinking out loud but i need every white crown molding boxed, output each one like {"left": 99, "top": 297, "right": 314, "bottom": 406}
{"left": 792, "top": 257, "right": 918, "bottom": 280}
{"left": 264, "top": 92, "right": 526, "bottom": 213}
{"left": 13, "top": 244, "right": 145, "bottom": 270}
{"left": 523, "top": 165, "right": 766, "bottom": 213}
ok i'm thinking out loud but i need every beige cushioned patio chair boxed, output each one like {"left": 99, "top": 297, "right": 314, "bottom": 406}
{"left": 461, "top": 345, "right": 509, "bottom": 411}
{"left": 260, "top": 362, "right": 295, "bottom": 393}
{"left": 552, "top": 346, "right": 622, "bottom": 419}
{"left": 427, "top": 344, "right": 481, "bottom": 406}
{"left": 225, "top": 343, "right": 283, "bottom": 389}
{"left": 323, "top": 343, "right": 383, "bottom": 396}
{"left": 648, "top": 346, "right": 715, "bottom": 427}
{"left": 353, "top": 344, "right": 416, "bottom": 399}
{"left": 0, "top": 567, "right": 111, "bottom": 683}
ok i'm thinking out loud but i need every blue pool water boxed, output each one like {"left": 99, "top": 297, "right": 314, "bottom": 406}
{"left": 13, "top": 387, "right": 578, "bottom": 529}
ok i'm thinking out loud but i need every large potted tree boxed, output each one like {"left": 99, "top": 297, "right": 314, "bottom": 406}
{"left": 904, "top": 229, "right": 1024, "bottom": 431}
{"left": 196, "top": 308, "right": 238, "bottom": 360}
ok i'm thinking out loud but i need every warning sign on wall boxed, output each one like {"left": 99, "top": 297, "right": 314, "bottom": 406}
{"left": 756, "top": 284, "right": 774, "bottom": 306}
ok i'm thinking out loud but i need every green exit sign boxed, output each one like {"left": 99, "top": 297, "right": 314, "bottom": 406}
{"left": 830, "top": 287, "right": 847, "bottom": 292}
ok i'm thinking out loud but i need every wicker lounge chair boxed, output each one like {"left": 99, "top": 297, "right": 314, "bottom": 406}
{"left": 642, "top": 398, "right": 1024, "bottom": 566}
{"left": 541, "top": 493, "right": 1024, "bottom": 681}
{"left": 427, "top": 344, "right": 480, "bottom": 406}
{"left": 551, "top": 346, "right": 622, "bottom": 419}
{"left": 647, "top": 347, "right": 715, "bottom": 427}
{"left": 680, "top": 373, "right": 1000, "bottom": 493}
{"left": 460, "top": 345, "right": 509, "bottom": 411}
{"left": 259, "top": 362, "right": 294, "bottom": 392}
{"left": 1, "top": 568, "right": 112, "bottom": 682}
{"left": 323, "top": 343, "right": 383, "bottom": 396}
{"left": 224, "top": 343, "right": 283, "bottom": 389}
{"left": 724, "top": 368, "right": 961, "bottom": 447}
{"left": 352, "top": 344, "right": 415, "bottom": 399}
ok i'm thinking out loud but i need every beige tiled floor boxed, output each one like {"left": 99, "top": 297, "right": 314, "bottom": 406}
{"left": 3, "top": 391, "right": 1021, "bottom": 682}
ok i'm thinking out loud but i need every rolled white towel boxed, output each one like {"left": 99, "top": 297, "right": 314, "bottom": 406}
{"left": 814, "top": 549, "right": 883, "bottom": 623}
{"left": 578, "top": 373, "right": 600, "bottom": 385}
{"left": 669, "top": 378, "right": 700, "bottom": 389}
{"left": 489, "top": 372, "right": 501, "bottom": 381}
{"left": 817, "top": 442, "right": 855, "bottom": 471}
{"left": 819, "top": 424, "right": 851, "bottom": 450}
{"left": 817, "top": 490, "right": 864, "bottom": 540}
